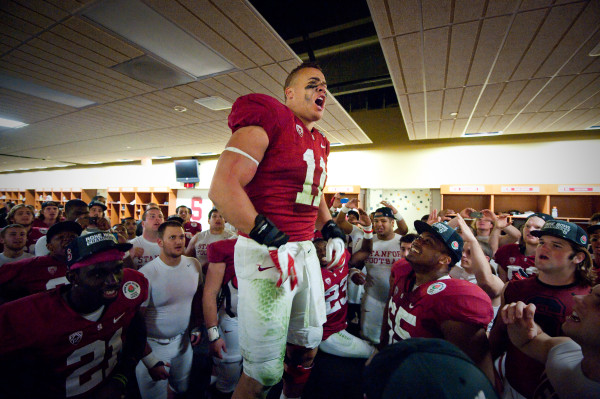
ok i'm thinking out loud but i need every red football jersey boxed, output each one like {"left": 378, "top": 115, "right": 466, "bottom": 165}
{"left": 494, "top": 243, "right": 536, "bottom": 279}
{"left": 321, "top": 251, "right": 350, "bottom": 340}
{"left": 228, "top": 94, "right": 330, "bottom": 241}
{"left": 0, "top": 255, "right": 68, "bottom": 300}
{"left": 383, "top": 260, "right": 493, "bottom": 345}
{"left": 0, "top": 269, "right": 148, "bottom": 398}
{"left": 206, "top": 238, "right": 237, "bottom": 289}
{"left": 183, "top": 221, "right": 202, "bottom": 247}
{"left": 500, "top": 277, "right": 589, "bottom": 399}
{"left": 26, "top": 227, "right": 47, "bottom": 253}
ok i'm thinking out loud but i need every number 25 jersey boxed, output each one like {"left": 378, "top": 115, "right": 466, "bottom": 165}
{"left": 384, "top": 260, "right": 493, "bottom": 344}
{"left": 228, "top": 93, "right": 330, "bottom": 242}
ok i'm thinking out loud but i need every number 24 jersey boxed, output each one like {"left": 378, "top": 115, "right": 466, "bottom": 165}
{"left": 383, "top": 260, "right": 493, "bottom": 344}
{"left": 228, "top": 93, "right": 330, "bottom": 242}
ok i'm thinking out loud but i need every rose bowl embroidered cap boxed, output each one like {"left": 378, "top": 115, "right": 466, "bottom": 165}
{"left": 363, "top": 338, "right": 499, "bottom": 399}
{"left": 414, "top": 220, "right": 463, "bottom": 263}
{"left": 531, "top": 220, "right": 588, "bottom": 247}
{"left": 66, "top": 231, "right": 132, "bottom": 269}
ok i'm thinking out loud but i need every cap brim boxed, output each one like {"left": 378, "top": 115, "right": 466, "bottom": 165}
{"left": 114, "top": 242, "right": 133, "bottom": 252}
{"left": 413, "top": 220, "right": 461, "bottom": 263}
{"left": 47, "top": 221, "right": 83, "bottom": 241}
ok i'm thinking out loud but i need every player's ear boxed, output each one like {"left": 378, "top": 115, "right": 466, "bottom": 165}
{"left": 284, "top": 86, "right": 294, "bottom": 102}
{"left": 438, "top": 254, "right": 452, "bottom": 268}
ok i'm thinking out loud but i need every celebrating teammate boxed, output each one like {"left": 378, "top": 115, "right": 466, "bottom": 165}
{"left": 209, "top": 62, "right": 346, "bottom": 399}
{"left": 0, "top": 231, "right": 147, "bottom": 398}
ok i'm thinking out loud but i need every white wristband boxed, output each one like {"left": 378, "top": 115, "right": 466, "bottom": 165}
{"left": 363, "top": 224, "right": 373, "bottom": 239}
{"left": 349, "top": 268, "right": 361, "bottom": 277}
{"left": 141, "top": 352, "right": 160, "bottom": 369}
{"left": 207, "top": 326, "right": 220, "bottom": 342}
{"left": 394, "top": 212, "right": 404, "bottom": 222}
{"left": 329, "top": 206, "right": 337, "bottom": 213}
{"left": 341, "top": 205, "right": 350, "bottom": 214}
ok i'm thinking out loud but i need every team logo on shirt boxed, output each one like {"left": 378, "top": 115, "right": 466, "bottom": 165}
{"left": 69, "top": 331, "right": 83, "bottom": 345}
{"left": 509, "top": 257, "right": 516, "bottom": 264}
{"left": 47, "top": 266, "right": 57, "bottom": 275}
{"left": 296, "top": 124, "right": 303, "bottom": 136}
{"left": 39, "top": 228, "right": 48, "bottom": 234}
{"left": 122, "top": 281, "right": 141, "bottom": 299}
{"left": 191, "top": 222, "right": 197, "bottom": 227}
{"left": 325, "top": 278, "right": 331, "bottom": 285}
{"left": 427, "top": 282, "right": 447, "bottom": 295}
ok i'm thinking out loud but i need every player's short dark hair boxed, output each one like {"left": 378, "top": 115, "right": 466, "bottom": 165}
{"left": 0, "top": 224, "right": 26, "bottom": 238}
{"left": 400, "top": 233, "right": 418, "bottom": 244}
{"left": 176, "top": 205, "right": 190, "bottom": 213}
{"left": 284, "top": 62, "right": 323, "bottom": 94}
{"left": 65, "top": 199, "right": 88, "bottom": 218}
{"left": 208, "top": 208, "right": 220, "bottom": 220}
{"left": 121, "top": 217, "right": 135, "bottom": 222}
{"left": 157, "top": 220, "right": 183, "bottom": 238}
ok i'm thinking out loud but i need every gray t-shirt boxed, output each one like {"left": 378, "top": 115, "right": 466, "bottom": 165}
{"left": 0, "top": 252, "right": 35, "bottom": 267}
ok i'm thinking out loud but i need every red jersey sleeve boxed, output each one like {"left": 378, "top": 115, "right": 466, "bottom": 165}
{"left": 228, "top": 94, "right": 282, "bottom": 139}
{"left": 435, "top": 281, "right": 493, "bottom": 328}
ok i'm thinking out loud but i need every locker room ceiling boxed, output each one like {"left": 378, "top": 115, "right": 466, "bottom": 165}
{"left": 0, "top": 0, "right": 599, "bottom": 172}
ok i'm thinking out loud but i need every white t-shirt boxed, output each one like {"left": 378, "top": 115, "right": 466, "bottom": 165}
{"left": 35, "top": 235, "right": 50, "bottom": 256}
{"left": 356, "top": 233, "right": 403, "bottom": 302}
{"left": 193, "top": 230, "right": 235, "bottom": 267}
{"left": 0, "top": 252, "right": 35, "bottom": 267}
{"left": 139, "top": 256, "right": 200, "bottom": 339}
{"left": 537, "top": 340, "right": 600, "bottom": 399}
{"left": 128, "top": 236, "right": 161, "bottom": 269}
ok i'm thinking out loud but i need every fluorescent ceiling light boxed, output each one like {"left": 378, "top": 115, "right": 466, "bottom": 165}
{"left": 587, "top": 125, "right": 600, "bottom": 130}
{"left": 152, "top": 155, "right": 171, "bottom": 159}
{"left": 54, "top": 164, "right": 69, "bottom": 167}
{"left": 330, "top": 142, "right": 344, "bottom": 147}
{"left": 84, "top": 0, "right": 234, "bottom": 78}
{"left": 463, "top": 131, "right": 502, "bottom": 137}
{"left": 88, "top": 161, "right": 103, "bottom": 164}
{"left": 0, "top": 73, "right": 95, "bottom": 108}
{"left": 0, "top": 117, "right": 28, "bottom": 128}
{"left": 116, "top": 158, "right": 134, "bottom": 162}
{"left": 194, "top": 96, "right": 233, "bottom": 111}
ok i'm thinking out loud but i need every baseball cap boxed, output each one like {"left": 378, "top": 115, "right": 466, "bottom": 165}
{"left": 374, "top": 207, "right": 394, "bottom": 219}
{"left": 532, "top": 220, "right": 588, "bottom": 247}
{"left": 46, "top": 221, "right": 83, "bottom": 242}
{"left": 66, "top": 231, "right": 132, "bottom": 270}
{"left": 414, "top": 220, "right": 463, "bottom": 263}
{"left": 364, "top": 338, "right": 498, "bottom": 399}
{"left": 526, "top": 212, "right": 553, "bottom": 222}
{"left": 347, "top": 209, "right": 359, "bottom": 219}
{"left": 88, "top": 200, "right": 107, "bottom": 212}
{"left": 587, "top": 222, "right": 600, "bottom": 236}
{"left": 41, "top": 200, "right": 60, "bottom": 209}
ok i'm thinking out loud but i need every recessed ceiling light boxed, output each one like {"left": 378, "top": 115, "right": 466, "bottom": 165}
{"left": 449, "top": 112, "right": 458, "bottom": 116}
{"left": 116, "top": 158, "right": 134, "bottom": 162}
{"left": 0, "top": 117, "right": 28, "bottom": 128}
{"left": 194, "top": 96, "right": 233, "bottom": 111}
{"left": 586, "top": 125, "right": 600, "bottom": 130}
{"left": 54, "top": 164, "right": 69, "bottom": 167}
{"left": 84, "top": 0, "right": 234, "bottom": 78}
{"left": 88, "top": 161, "right": 103, "bottom": 164}
{"left": 35, "top": 166, "right": 48, "bottom": 169}
{"left": 152, "top": 155, "right": 171, "bottom": 159}
{"left": 330, "top": 142, "right": 344, "bottom": 147}
{"left": 173, "top": 105, "right": 187, "bottom": 112}
{"left": 3, "top": 169, "right": 14, "bottom": 172}
{"left": 0, "top": 73, "right": 95, "bottom": 108}
{"left": 194, "top": 152, "right": 216, "bottom": 156}
{"left": 18, "top": 168, "right": 30, "bottom": 170}
{"left": 463, "top": 131, "right": 503, "bottom": 137}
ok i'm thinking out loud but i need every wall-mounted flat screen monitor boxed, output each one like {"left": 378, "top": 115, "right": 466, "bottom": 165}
{"left": 174, "top": 160, "right": 199, "bottom": 183}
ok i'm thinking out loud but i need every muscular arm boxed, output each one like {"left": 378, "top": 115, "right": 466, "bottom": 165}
{"left": 315, "top": 193, "right": 333, "bottom": 230}
{"left": 190, "top": 258, "right": 204, "bottom": 328}
{"left": 202, "top": 262, "right": 226, "bottom": 330}
{"left": 208, "top": 126, "right": 269, "bottom": 234}
{"left": 488, "top": 283, "right": 510, "bottom": 359}
{"left": 335, "top": 207, "right": 354, "bottom": 234}
{"left": 441, "top": 320, "right": 495, "bottom": 382}
{"left": 185, "top": 233, "right": 199, "bottom": 257}
{"left": 349, "top": 237, "right": 372, "bottom": 269}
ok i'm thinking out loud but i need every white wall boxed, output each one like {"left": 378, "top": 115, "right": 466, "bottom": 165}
{"left": 1, "top": 138, "right": 599, "bottom": 192}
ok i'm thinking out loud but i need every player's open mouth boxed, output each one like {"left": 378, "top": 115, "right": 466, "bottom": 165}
{"left": 103, "top": 288, "right": 118, "bottom": 299}
{"left": 315, "top": 95, "right": 325, "bottom": 110}
{"left": 539, "top": 254, "right": 549, "bottom": 260}
{"left": 569, "top": 311, "right": 581, "bottom": 322}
